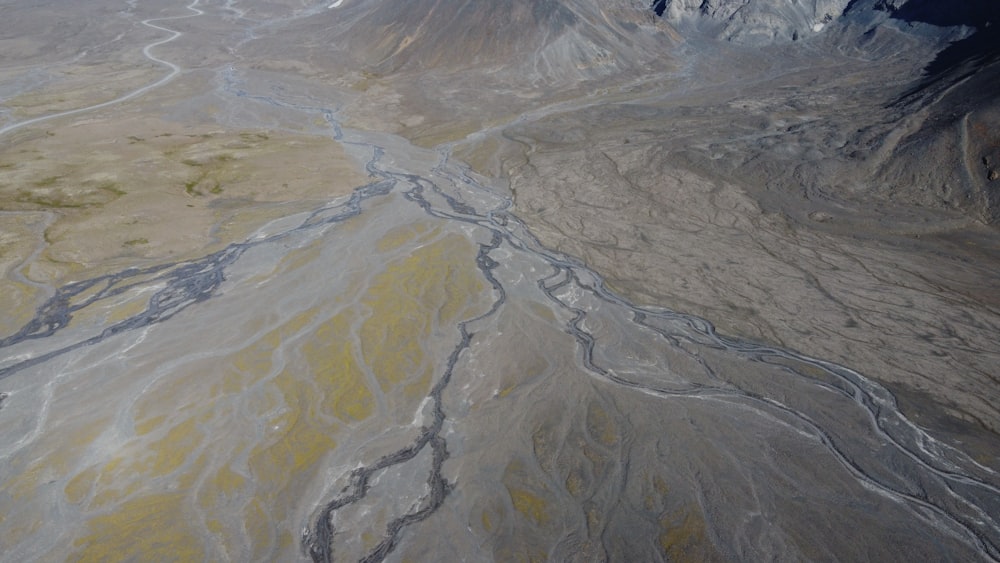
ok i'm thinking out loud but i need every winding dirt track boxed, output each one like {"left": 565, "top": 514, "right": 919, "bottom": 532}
{"left": 0, "top": 0, "right": 203, "bottom": 138}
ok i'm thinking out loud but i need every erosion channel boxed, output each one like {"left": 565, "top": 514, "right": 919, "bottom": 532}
{"left": 1, "top": 0, "right": 999, "bottom": 561}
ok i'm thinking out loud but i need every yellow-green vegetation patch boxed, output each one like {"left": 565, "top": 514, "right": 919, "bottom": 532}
{"left": 565, "top": 469, "right": 585, "bottom": 497}
{"left": 585, "top": 401, "right": 619, "bottom": 447}
{"left": 8, "top": 173, "right": 126, "bottom": 210}
{"left": 481, "top": 509, "right": 495, "bottom": 532}
{"left": 3, "top": 418, "right": 108, "bottom": 503}
{"left": 637, "top": 470, "right": 722, "bottom": 562}
{"left": 72, "top": 493, "right": 207, "bottom": 562}
{"left": 31, "top": 175, "right": 62, "bottom": 187}
{"left": 0, "top": 280, "right": 42, "bottom": 337}
{"left": 3, "top": 63, "right": 162, "bottom": 119}
{"left": 361, "top": 231, "right": 485, "bottom": 398}
{"left": 3, "top": 206, "right": 487, "bottom": 560}
{"left": 407, "top": 119, "right": 486, "bottom": 149}
{"left": 51, "top": 305, "right": 354, "bottom": 560}
{"left": 350, "top": 70, "right": 383, "bottom": 92}
{"left": 508, "top": 489, "right": 550, "bottom": 526}
{"left": 0, "top": 214, "right": 50, "bottom": 335}
{"left": 0, "top": 116, "right": 366, "bottom": 284}
{"left": 502, "top": 459, "right": 555, "bottom": 528}
{"left": 376, "top": 221, "right": 430, "bottom": 252}
{"left": 658, "top": 506, "right": 722, "bottom": 562}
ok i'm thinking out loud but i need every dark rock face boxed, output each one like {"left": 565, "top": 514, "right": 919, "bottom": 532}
{"left": 650, "top": 0, "right": 852, "bottom": 43}
{"left": 884, "top": 0, "right": 1000, "bottom": 28}
{"left": 652, "top": 0, "right": 999, "bottom": 47}
{"left": 867, "top": 0, "right": 1000, "bottom": 78}
{"left": 639, "top": 0, "right": 1000, "bottom": 224}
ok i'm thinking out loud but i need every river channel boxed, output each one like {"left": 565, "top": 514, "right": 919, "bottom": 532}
{"left": 1, "top": 1, "right": 998, "bottom": 561}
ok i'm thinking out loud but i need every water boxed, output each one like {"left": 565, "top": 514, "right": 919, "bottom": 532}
{"left": 1, "top": 98, "right": 998, "bottom": 561}
{"left": 0, "top": 3, "right": 998, "bottom": 558}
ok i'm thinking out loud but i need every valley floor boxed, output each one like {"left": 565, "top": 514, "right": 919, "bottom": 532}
{"left": 1, "top": 1, "right": 998, "bottom": 560}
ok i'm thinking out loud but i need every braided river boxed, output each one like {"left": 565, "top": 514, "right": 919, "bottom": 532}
{"left": 1, "top": 1, "right": 998, "bottom": 561}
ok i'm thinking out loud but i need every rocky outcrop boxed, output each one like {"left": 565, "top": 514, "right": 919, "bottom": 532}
{"left": 651, "top": 0, "right": 852, "bottom": 43}
{"left": 650, "top": 0, "right": 999, "bottom": 45}
{"left": 643, "top": 0, "right": 1000, "bottom": 224}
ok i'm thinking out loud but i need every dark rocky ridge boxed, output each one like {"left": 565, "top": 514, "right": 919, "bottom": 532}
{"left": 641, "top": 0, "right": 1000, "bottom": 225}
{"left": 652, "top": 0, "right": 853, "bottom": 43}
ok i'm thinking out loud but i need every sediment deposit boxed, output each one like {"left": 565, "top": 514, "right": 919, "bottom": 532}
{"left": 1, "top": 0, "right": 998, "bottom": 561}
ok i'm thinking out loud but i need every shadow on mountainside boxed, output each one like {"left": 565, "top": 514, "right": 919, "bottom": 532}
{"left": 888, "top": 0, "right": 1000, "bottom": 77}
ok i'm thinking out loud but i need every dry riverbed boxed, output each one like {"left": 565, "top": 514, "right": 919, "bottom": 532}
{"left": 0, "top": 115, "right": 365, "bottom": 335}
